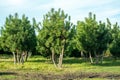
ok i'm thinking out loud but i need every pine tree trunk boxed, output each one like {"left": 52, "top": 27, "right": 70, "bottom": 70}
{"left": 89, "top": 52, "right": 93, "bottom": 63}
{"left": 51, "top": 49, "right": 57, "bottom": 67}
{"left": 13, "top": 52, "right": 17, "bottom": 64}
{"left": 100, "top": 53, "right": 103, "bottom": 64}
{"left": 81, "top": 51, "right": 86, "bottom": 62}
{"left": 25, "top": 51, "right": 28, "bottom": 62}
{"left": 21, "top": 51, "right": 25, "bottom": 64}
{"left": 96, "top": 55, "right": 99, "bottom": 64}
{"left": 94, "top": 51, "right": 99, "bottom": 64}
{"left": 17, "top": 53, "right": 21, "bottom": 64}
{"left": 58, "top": 46, "right": 64, "bottom": 68}
{"left": 81, "top": 51, "right": 84, "bottom": 57}
{"left": 17, "top": 53, "right": 19, "bottom": 63}
{"left": 21, "top": 53, "right": 24, "bottom": 64}
{"left": 19, "top": 54, "right": 21, "bottom": 64}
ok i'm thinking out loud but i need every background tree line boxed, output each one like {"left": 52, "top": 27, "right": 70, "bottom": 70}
{"left": 0, "top": 8, "right": 120, "bottom": 68}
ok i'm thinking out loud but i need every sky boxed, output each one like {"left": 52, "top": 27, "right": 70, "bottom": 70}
{"left": 0, "top": 0, "right": 120, "bottom": 27}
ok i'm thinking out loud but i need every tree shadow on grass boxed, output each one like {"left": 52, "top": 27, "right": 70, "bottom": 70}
{"left": 0, "top": 61, "right": 13, "bottom": 63}
{"left": 92, "top": 61, "right": 120, "bottom": 67}
{"left": 0, "top": 72, "right": 17, "bottom": 76}
{"left": 63, "top": 58, "right": 85, "bottom": 64}
{"left": 27, "top": 59, "right": 49, "bottom": 63}
{"left": 63, "top": 57, "right": 120, "bottom": 66}
{"left": 28, "top": 58, "right": 85, "bottom": 64}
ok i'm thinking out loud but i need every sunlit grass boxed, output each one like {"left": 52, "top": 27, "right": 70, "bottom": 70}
{"left": 0, "top": 55, "right": 120, "bottom": 75}
{"left": 0, "top": 75, "right": 16, "bottom": 80}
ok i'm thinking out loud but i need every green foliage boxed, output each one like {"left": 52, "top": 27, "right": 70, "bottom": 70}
{"left": 38, "top": 8, "right": 73, "bottom": 53}
{"left": 109, "top": 22, "right": 120, "bottom": 58}
{"left": 94, "top": 21, "right": 111, "bottom": 55}
{"left": 37, "top": 8, "right": 74, "bottom": 68}
{"left": 0, "top": 13, "right": 37, "bottom": 64}
{"left": 0, "top": 9, "right": 120, "bottom": 66}
{"left": 0, "top": 36, "right": 2, "bottom": 50}
{"left": 1, "top": 13, "right": 36, "bottom": 53}
{"left": 76, "top": 13, "right": 112, "bottom": 63}
{"left": 76, "top": 12, "right": 98, "bottom": 53}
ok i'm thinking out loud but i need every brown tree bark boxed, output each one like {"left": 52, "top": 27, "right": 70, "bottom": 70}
{"left": 51, "top": 49, "right": 57, "bottom": 67}
{"left": 94, "top": 51, "right": 99, "bottom": 64}
{"left": 13, "top": 52, "right": 17, "bottom": 64}
{"left": 58, "top": 46, "right": 64, "bottom": 68}
{"left": 17, "top": 52, "right": 21, "bottom": 64}
{"left": 89, "top": 52, "right": 93, "bottom": 64}
{"left": 25, "top": 51, "right": 28, "bottom": 62}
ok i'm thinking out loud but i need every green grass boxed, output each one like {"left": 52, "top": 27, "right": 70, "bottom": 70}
{"left": 0, "top": 75, "right": 16, "bottom": 80}
{"left": 0, "top": 55, "right": 120, "bottom": 73}
{"left": 0, "top": 55, "right": 120, "bottom": 79}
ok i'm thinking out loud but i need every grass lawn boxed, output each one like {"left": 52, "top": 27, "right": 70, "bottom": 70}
{"left": 0, "top": 54, "right": 120, "bottom": 80}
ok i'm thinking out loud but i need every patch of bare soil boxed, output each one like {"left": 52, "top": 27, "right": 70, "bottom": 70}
{"left": 0, "top": 71, "right": 120, "bottom": 80}
{"left": 44, "top": 72, "right": 120, "bottom": 80}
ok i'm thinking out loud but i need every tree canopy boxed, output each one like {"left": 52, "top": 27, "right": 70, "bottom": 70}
{"left": 76, "top": 12, "right": 111, "bottom": 63}
{"left": 37, "top": 8, "right": 74, "bottom": 68}
{"left": 1, "top": 13, "right": 37, "bottom": 64}
{"left": 0, "top": 8, "right": 120, "bottom": 67}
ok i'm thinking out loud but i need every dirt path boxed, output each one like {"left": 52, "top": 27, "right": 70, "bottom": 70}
{"left": 0, "top": 71, "right": 120, "bottom": 80}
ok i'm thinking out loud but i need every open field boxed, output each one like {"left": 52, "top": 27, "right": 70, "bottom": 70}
{"left": 0, "top": 55, "right": 120, "bottom": 80}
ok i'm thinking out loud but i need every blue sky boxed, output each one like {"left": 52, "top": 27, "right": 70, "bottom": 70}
{"left": 0, "top": 0, "right": 120, "bottom": 27}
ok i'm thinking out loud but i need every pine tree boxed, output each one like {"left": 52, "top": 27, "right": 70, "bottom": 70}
{"left": 37, "top": 8, "right": 74, "bottom": 68}
{"left": 109, "top": 22, "right": 120, "bottom": 59}
{"left": 76, "top": 12, "right": 111, "bottom": 63}
{"left": 1, "top": 13, "right": 36, "bottom": 64}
